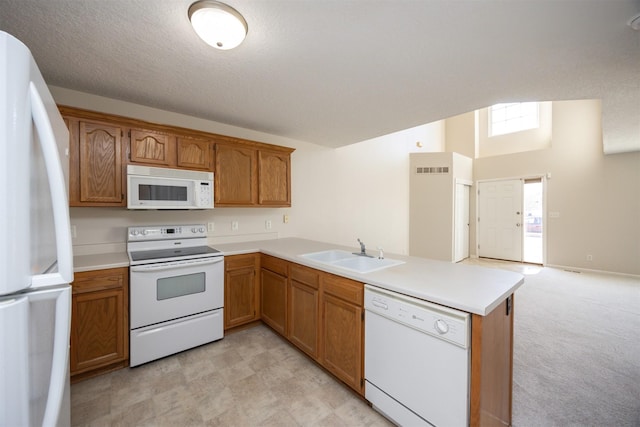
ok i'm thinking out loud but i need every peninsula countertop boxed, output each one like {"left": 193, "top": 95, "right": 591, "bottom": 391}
{"left": 213, "top": 238, "right": 524, "bottom": 316}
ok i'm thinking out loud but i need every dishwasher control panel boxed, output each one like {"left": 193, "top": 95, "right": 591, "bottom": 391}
{"left": 364, "top": 285, "right": 470, "bottom": 348}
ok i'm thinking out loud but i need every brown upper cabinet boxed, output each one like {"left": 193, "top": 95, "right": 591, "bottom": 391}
{"left": 129, "top": 128, "right": 176, "bottom": 167}
{"left": 215, "top": 143, "right": 258, "bottom": 206}
{"left": 59, "top": 106, "right": 294, "bottom": 208}
{"left": 66, "top": 117, "right": 125, "bottom": 206}
{"left": 215, "top": 143, "right": 293, "bottom": 207}
{"left": 259, "top": 149, "right": 292, "bottom": 206}
{"left": 177, "top": 136, "right": 214, "bottom": 171}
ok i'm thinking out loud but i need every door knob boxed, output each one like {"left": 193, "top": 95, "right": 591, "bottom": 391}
{"left": 516, "top": 223, "right": 521, "bottom": 227}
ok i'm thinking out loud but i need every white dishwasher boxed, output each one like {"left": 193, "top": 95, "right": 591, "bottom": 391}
{"left": 364, "top": 285, "right": 470, "bottom": 427}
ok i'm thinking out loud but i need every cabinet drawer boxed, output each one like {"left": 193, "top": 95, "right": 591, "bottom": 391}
{"left": 290, "top": 263, "right": 319, "bottom": 289}
{"left": 226, "top": 253, "right": 258, "bottom": 270}
{"left": 72, "top": 268, "right": 127, "bottom": 294}
{"left": 261, "top": 254, "right": 288, "bottom": 276}
{"left": 322, "top": 274, "right": 363, "bottom": 306}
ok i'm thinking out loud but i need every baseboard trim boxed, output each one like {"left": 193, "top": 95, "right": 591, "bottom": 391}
{"left": 545, "top": 263, "right": 640, "bottom": 279}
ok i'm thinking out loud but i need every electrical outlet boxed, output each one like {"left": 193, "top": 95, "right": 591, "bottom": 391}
{"left": 586, "top": 254, "right": 593, "bottom": 261}
{"left": 207, "top": 222, "right": 214, "bottom": 232}
{"left": 265, "top": 220, "right": 272, "bottom": 230}
{"left": 232, "top": 221, "right": 239, "bottom": 231}
{"left": 283, "top": 214, "right": 289, "bottom": 224}
{"left": 70, "top": 225, "right": 77, "bottom": 239}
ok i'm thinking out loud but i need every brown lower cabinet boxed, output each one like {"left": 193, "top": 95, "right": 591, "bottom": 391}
{"left": 288, "top": 264, "right": 320, "bottom": 360}
{"left": 70, "top": 267, "right": 129, "bottom": 382}
{"left": 260, "top": 255, "right": 288, "bottom": 335}
{"left": 320, "top": 273, "right": 364, "bottom": 394}
{"left": 224, "top": 254, "right": 260, "bottom": 329}
{"left": 256, "top": 254, "right": 365, "bottom": 395}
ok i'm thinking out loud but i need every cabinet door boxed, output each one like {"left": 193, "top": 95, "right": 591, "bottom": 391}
{"left": 71, "top": 120, "right": 124, "bottom": 205}
{"left": 129, "top": 129, "right": 175, "bottom": 166}
{"left": 258, "top": 150, "right": 291, "bottom": 206}
{"left": 321, "top": 293, "right": 363, "bottom": 394}
{"left": 288, "top": 264, "right": 320, "bottom": 359}
{"left": 70, "top": 268, "right": 129, "bottom": 378}
{"left": 215, "top": 143, "right": 257, "bottom": 205}
{"left": 321, "top": 274, "right": 364, "bottom": 395}
{"left": 260, "top": 268, "right": 287, "bottom": 336}
{"left": 224, "top": 254, "right": 259, "bottom": 329}
{"left": 177, "top": 137, "right": 213, "bottom": 171}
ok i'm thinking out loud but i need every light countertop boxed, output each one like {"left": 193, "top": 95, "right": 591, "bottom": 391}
{"left": 214, "top": 238, "right": 524, "bottom": 316}
{"left": 71, "top": 237, "right": 524, "bottom": 316}
{"left": 73, "top": 252, "right": 130, "bottom": 273}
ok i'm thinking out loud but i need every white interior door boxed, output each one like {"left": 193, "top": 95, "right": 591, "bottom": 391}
{"left": 454, "top": 183, "right": 470, "bottom": 262}
{"left": 478, "top": 179, "right": 523, "bottom": 261}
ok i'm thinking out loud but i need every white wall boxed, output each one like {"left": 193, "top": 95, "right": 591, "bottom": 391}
{"left": 53, "top": 87, "right": 443, "bottom": 256}
{"left": 409, "top": 152, "right": 472, "bottom": 262}
{"left": 292, "top": 123, "right": 444, "bottom": 255}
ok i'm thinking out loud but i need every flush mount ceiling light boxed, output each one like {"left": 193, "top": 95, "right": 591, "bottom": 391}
{"left": 188, "top": 1, "right": 248, "bottom": 50}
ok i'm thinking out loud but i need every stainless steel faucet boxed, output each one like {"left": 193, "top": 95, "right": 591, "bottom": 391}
{"left": 357, "top": 238, "right": 366, "bottom": 254}
{"left": 354, "top": 238, "right": 373, "bottom": 257}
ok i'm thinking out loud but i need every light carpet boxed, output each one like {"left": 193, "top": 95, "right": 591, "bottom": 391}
{"left": 467, "top": 259, "right": 640, "bottom": 427}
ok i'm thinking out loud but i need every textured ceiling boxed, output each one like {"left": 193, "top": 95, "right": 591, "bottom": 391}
{"left": 1, "top": 0, "right": 639, "bottom": 152}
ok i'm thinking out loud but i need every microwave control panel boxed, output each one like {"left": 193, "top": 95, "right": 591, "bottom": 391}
{"left": 197, "top": 181, "right": 213, "bottom": 208}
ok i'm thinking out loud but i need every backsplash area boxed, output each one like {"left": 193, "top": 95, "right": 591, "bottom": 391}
{"left": 70, "top": 207, "right": 290, "bottom": 256}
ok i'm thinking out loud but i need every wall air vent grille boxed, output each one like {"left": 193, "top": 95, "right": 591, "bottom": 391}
{"left": 416, "top": 166, "right": 450, "bottom": 174}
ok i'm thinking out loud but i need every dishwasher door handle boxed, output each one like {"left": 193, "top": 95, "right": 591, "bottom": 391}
{"left": 372, "top": 300, "right": 388, "bottom": 310}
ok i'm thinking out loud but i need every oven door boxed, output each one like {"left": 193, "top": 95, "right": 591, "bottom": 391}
{"left": 130, "top": 256, "right": 223, "bottom": 329}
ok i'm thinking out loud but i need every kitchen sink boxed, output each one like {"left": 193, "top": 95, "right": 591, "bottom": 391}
{"left": 331, "top": 256, "right": 404, "bottom": 273}
{"left": 300, "top": 250, "right": 356, "bottom": 263}
{"left": 300, "top": 250, "right": 404, "bottom": 274}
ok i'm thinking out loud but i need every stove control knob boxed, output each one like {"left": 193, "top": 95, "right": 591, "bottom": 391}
{"left": 191, "top": 227, "right": 197, "bottom": 233}
{"left": 141, "top": 230, "right": 148, "bottom": 236}
{"left": 199, "top": 227, "right": 205, "bottom": 233}
{"left": 131, "top": 230, "right": 139, "bottom": 236}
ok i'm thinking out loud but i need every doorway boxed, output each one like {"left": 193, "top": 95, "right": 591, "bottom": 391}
{"left": 454, "top": 182, "right": 470, "bottom": 262}
{"left": 523, "top": 179, "right": 543, "bottom": 264}
{"left": 477, "top": 179, "right": 523, "bottom": 262}
{"left": 477, "top": 177, "right": 544, "bottom": 264}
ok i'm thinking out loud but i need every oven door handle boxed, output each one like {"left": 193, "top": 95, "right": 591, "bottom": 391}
{"left": 130, "top": 257, "right": 223, "bottom": 272}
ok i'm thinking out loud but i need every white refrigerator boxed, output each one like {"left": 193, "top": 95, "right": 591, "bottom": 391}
{"left": 0, "top": 31, "right": 74, "bottom": 427}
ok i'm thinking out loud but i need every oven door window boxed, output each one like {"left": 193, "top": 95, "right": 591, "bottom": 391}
{"left": 157, "top": 272, "right": 205, "bottom": 300}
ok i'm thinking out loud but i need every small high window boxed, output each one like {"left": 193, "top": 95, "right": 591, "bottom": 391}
{"left": 489, "top": 102, "right": 539, "bottom": 137}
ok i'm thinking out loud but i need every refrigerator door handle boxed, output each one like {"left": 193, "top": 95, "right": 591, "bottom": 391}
{"left": 0, "top": 296, "right": 30, "bottom": 426}
{"left": 35, "top": 286, "right": 71, "bottom": 427}
{"left": 28, "top": 82, "right": 74, "bottom": 286}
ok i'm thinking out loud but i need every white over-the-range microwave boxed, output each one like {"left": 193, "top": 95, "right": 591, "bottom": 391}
{"left": 127, "top": 165, "right": 214, "bottom": 209}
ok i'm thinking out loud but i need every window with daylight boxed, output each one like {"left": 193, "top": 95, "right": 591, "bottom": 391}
{"left": 489, "top": 102, "right": 539, "bottom": 137}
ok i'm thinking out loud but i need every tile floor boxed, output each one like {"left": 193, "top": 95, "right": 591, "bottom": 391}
{"left": 71, "top": 325, "right": 393, "bottom": 426}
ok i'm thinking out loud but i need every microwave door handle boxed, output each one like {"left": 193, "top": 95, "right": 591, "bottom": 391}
{"left": 29, "top": 82, "right": 74, "bottom": 287}
{"left": 130, "top": 257, "right": 223, "bottom": 272}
